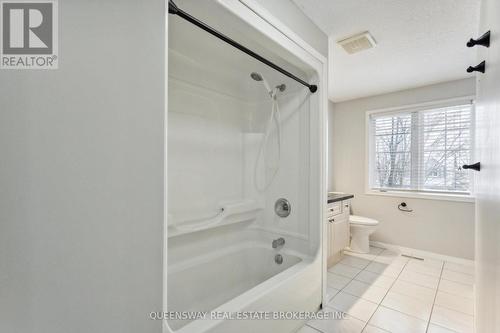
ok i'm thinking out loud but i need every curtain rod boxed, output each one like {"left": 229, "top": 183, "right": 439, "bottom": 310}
{"left": 168, "top": 0, "right": 318, "bottom": 93}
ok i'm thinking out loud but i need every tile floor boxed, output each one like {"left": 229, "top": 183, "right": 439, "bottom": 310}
{"left": 299, "top": 247, "right": 475, "bottom": 333}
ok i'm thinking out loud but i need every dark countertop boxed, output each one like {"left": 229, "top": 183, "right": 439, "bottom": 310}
{"left": 327, "top": 193, "right": 354, "bottom": 203}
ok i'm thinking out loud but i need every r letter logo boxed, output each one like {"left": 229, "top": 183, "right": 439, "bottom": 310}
{"left": 1, "top": 0, "right": 58, "bottom": 69}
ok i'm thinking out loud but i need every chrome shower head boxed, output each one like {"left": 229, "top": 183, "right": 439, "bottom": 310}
{"left": 250, "top": 72, "right": 263, "bottom": 81}
{"left": 250, "top": 72, "right": 271, "bottom": 94}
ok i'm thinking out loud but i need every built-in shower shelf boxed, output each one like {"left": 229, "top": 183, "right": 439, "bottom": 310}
{"left": 168, "top": 199, "right": 263, "bottom": 238}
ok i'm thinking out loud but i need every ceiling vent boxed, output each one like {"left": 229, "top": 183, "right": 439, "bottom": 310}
{"left": 337, "top": 31, "right": 376, "bottom": 54}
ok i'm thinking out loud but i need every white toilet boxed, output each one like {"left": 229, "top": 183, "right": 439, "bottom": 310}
{"left": 349, "top": 215, "right": 379, "bottom": 253}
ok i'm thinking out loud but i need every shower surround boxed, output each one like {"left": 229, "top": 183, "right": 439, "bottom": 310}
{"left": 166, "top": 0, "right": 328, "bottom": 332}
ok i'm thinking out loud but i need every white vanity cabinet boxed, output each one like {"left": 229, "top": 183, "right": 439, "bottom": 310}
{"left": 326, "top": 199, "right": 351, "bottom": 267}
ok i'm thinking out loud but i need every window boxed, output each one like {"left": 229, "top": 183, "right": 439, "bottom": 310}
{"left": 368, "top": 100, "right": 474, "bottom": 195}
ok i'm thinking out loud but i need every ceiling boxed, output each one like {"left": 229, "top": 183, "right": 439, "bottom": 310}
{"left": 292, "top": 0, "right": 480, "bottom": 102}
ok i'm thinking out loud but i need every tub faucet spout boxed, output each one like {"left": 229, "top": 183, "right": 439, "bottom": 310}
{"left": 272, "top": 237, "right": 285, "bottom": 249}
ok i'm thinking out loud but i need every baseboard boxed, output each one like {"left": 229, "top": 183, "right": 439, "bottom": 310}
{"left": 370, "top": 241, "right": 475, "bottom": 266}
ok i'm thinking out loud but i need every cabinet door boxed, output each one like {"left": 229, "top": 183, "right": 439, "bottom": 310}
{"left": 332, "top": 217, "right": 349, "bottom": 253}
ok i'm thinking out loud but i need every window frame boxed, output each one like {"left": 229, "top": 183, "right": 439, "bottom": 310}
{"left": 365, "top": 96, "right": 476, "bottom": 203}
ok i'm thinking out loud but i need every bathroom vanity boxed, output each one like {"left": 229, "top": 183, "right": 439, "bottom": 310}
{"left": 326, "top": 193, "right": 354, "bottom": 267}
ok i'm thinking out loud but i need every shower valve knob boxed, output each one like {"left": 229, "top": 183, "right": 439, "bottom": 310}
{"left": 275, "top": 198, "right": 291, "bottom": 218}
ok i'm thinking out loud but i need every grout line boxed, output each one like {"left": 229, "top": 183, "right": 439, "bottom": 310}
{"left": 304, "top": 323, "right": 323, "bottom": 333}
{"left": 425, "top": 260, "right": 445, "bottom": 333}
{"left": 360, "top": 250, "right": 411, "bottom": 332}
{"left": 429, "top": 303, "right": 474, "bottom": 318}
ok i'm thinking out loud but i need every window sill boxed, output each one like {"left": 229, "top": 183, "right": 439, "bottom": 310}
{"left": 365, "top": 190, "right": 476, "bottom": 203}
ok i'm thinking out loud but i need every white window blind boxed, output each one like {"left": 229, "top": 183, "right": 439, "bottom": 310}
{"left": 369, "top": 101, "right": 474, "bottom": 194}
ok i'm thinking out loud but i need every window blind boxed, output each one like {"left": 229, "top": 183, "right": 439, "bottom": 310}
{"left": 369, "top": 101, "right": 474, "bottom": 194}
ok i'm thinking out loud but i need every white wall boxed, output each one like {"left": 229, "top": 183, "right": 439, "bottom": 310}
{"left": 251, "top": 0, "right": 328, "bottom": 57}
{"left": 329, "top": 78, "right": 476, "bottom": 259}
{"left": 0, "top": 1, "right": 164, "bottom": 332}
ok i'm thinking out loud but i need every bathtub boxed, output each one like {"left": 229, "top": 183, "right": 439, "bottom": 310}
{"left": 166, "top": 243, "right": 321, "bottom": 333}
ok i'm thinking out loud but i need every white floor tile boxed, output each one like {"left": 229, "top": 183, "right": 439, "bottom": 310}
{"left": 372, "top": 250, "right": 407, "bottom": 265}
{"left": 321, "top": 250, "right": 476, "bottom": 333}
{"left": 326, "top": 287, "right": 341, "bottom": 303}
{"left": 364, "top": 261, "right": 404, "bottom": 278}
{"left": 389, "top": 279, "right": 437, "bottom": 304}
{"left": 435, "top": 291, "right": 474, "bottom": 316}
{"left": 444, "top": 262, "right": 474, "bottom": 276}
{"left": 430, "top": 305, "right": 474, "bottom": 333}
{"left": 427, "top": 323, "right": 461, "bottom": 333}
{"left": 328, "top": 263, "right": 362, "bottom": 279}
{"left": 342, "top": 279, "right": 389, "bottom": 304}
{"left": 416, "top": 257, "right": 444, "bottom": 269}
{"left": 328, "top": 292, "right": 378, "bottom": 322}
{"left": 441, "top": 269, "right": 474, "bottom": 285}
{"left": 327, "top": 272, "right": 352, "bottom": 290}
{"left": 405, "top": 260, "right": 442, "bottom": 277}
{"left": 355, "top": 270, "right": 396, "bottom": 289}
{"left": 399, "top": 269, "right": 440, "bottom": 289}
{"left": 307, "top": 312, "right": 366, "bottom": 333}
{"left": 374, "top": 257, "right": 409, "bottom": 268}
{"left": 368, "top": 306, "right": 427, "bottom": 333}
{"left": 362, "top": 325, "right": 390, "bottom": 333}
{"left": 297, "top": 325, "right": 321, "bottom": 333}
{"left": 381, "top": 291, "right": 433, "bottom": 321}
{"left": 438, "top": 279, "right": 474, "bottom": 299}
{"left": 341, "top": 255, "right": 372, "bottom": 269}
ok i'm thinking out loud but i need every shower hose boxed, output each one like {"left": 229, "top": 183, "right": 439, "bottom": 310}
{"left": 254, "top": 88, "right": 282, "bottom": 192}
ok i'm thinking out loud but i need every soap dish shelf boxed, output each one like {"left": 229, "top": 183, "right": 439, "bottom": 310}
{"left": 168, "top": 200, "right": 263, "bottom": 238}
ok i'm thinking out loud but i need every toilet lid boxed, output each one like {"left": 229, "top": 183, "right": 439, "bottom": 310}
{"left": 349, "top": 215, "right": 379, "bottom": 226}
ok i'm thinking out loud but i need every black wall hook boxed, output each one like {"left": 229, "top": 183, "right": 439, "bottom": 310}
{"left": 462, "top": 162, "right": 481, "bottom": 171}
{"left": 467, "top": 61, "right": 486, "bottom": 73}
{"left": 467, "top": 30, "right": 490, "bottom": 48}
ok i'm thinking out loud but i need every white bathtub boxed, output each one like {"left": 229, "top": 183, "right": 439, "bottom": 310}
{"left": 166, "top": 243, "right": 321, "bottom": 333}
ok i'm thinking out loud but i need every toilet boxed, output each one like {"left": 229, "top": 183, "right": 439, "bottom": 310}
{"left": 349, "top": 215, "right": 379, "bottom": 253}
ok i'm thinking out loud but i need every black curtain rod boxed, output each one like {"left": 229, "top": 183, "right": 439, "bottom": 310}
{"left": 168, "top": 0, "right": 318, "bottom": 94}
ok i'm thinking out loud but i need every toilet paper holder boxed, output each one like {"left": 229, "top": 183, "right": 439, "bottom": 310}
{"left": 398, "top": 202, "right": 413, "bottom": 212}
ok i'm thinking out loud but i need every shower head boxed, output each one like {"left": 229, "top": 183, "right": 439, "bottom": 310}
{"left": 250, "top": 72, "right": 286, "bottom": 96}
{"left": 250, "top": 72, "right": 263, "bottom": 81}
{"left": 250, "top": 72, "right": 271, "bottom": 94}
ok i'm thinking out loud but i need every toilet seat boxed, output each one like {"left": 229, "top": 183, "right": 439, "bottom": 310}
{"left": 349, "top": 215, "right": 379, "bottom": 226}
